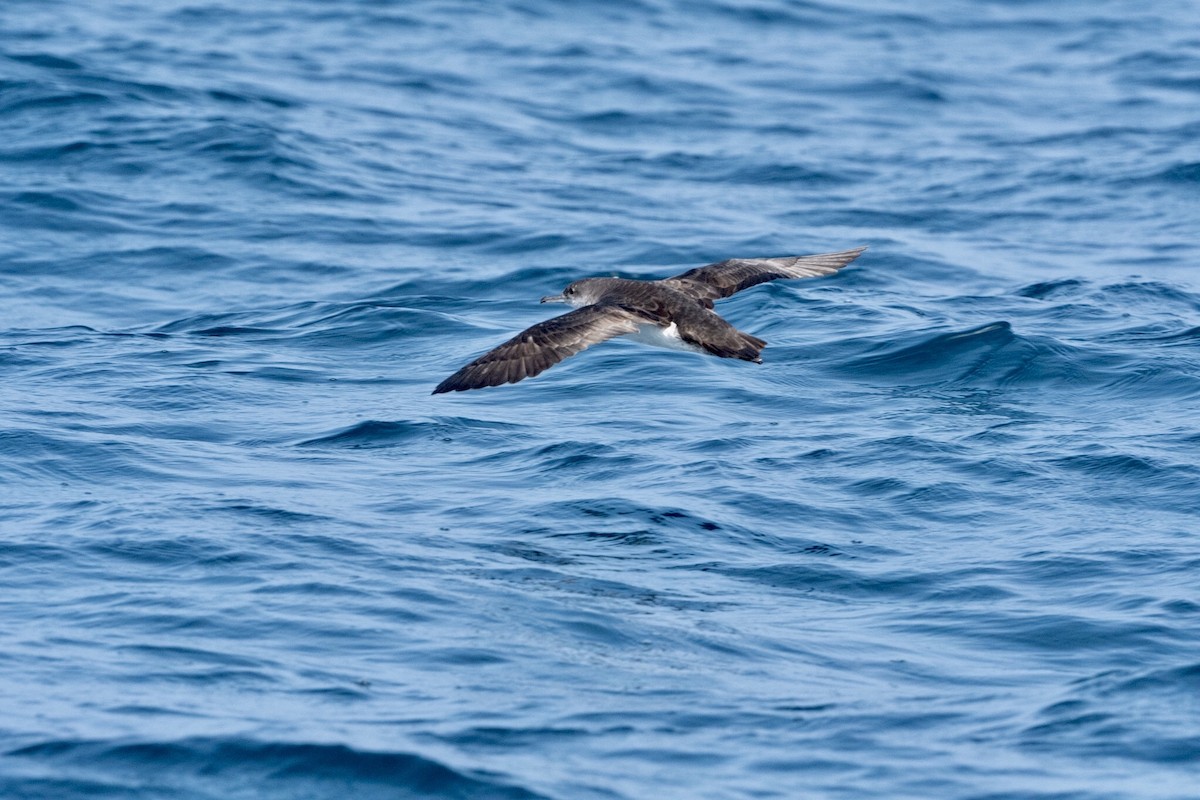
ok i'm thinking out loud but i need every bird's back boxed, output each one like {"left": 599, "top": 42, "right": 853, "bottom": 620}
{"left": 593, "top": 279, "right": 764, "bottom": 362}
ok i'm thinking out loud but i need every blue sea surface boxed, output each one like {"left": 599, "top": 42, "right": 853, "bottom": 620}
{"left": 3, "top": 1, "right": 1200, "bottom": 798}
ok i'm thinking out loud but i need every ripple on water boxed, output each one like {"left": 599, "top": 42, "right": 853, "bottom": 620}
{"left": 3, "top": 738, "right": 547, "bottom": 800}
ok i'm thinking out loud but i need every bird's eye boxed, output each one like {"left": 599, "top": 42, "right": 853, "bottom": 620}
{"left": 565, "top": 287, "right": 574, "bottom": 295}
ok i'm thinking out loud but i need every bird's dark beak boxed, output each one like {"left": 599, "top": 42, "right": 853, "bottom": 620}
{"left": 540, "top": 294, "right": 566, "bottom": 304}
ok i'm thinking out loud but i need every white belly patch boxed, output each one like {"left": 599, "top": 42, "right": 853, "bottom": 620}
{"left": 627, "top": 322, "right": 706, "bottom": 354}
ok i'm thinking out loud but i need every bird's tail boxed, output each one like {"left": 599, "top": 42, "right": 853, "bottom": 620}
{"left": 738, "top": 332, "right": 767, "bottom": 363}
{"left": 694, "top": 330, "right": 765, "bottom": 363}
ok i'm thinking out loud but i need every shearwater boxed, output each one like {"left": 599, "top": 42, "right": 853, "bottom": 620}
{"left": 432, "top": 246, "right": 867, "bottom": 394}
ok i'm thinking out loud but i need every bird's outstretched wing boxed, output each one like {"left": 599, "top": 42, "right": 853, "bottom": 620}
{"left": 433, "top": 304, "right": 644, "bottom": 393}
{"left": 663, "top": 246, "right": 867, "bottom": 302}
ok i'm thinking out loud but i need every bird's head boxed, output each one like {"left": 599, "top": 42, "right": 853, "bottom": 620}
{"left": 541, "top": 277, "right": 611, "bottom": 308}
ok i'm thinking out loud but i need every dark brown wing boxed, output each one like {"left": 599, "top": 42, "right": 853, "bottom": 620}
{"left": 662, "top": 246, "right": 867, "bottom": 302}
{"left": 433, "top": 305, "right": 643, "bottom": 393}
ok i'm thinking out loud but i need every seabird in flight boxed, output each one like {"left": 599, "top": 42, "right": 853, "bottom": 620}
{"left": 432, "top": 246, "right": 866, "bottom": 394}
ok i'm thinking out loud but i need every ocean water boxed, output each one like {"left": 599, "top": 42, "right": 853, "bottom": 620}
{"left": 2, "top": 0, "right": 1199, "bottom": 797}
